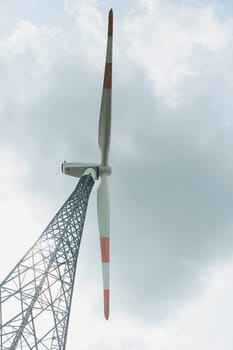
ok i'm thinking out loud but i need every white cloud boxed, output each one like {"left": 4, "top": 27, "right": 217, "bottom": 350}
{"left": 66, "top": 258, "right": 233, "bottom": 350}
{"left": 124, "top": 0, "right": 233, "bottom": 106}
{"left": 64, "top": 0, "right": 106, "bottom": 68}
{"left": 192, "top": 7, "right": 232, "bottom": 50}
{"left": 1, "top": 1, "right": 233, "bottom": 349}
{"left": 160, "top": 260, "right": 233, "bottom": 350}
{"left": 0, "top": 20, "right": 67, "bottom": 110}
{"left": 0, "top": 20, "right": 62, "bottom": 62}
{"left": 0, "top": 148, "right": 44, "bottom": 281}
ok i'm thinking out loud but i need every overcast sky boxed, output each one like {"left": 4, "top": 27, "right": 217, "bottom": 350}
{"left": 1, "top": 0, "right": 233, "bottom": 348}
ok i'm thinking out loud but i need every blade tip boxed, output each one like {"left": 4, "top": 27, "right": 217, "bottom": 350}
{"left": 104, "top": 289, "right": 110, "bottom": 320}
{"left": 108, "top": 9, "right": 113, "bottom": 37}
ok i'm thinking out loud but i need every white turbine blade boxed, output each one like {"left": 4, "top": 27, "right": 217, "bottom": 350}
{"left": 98, "top": 9, "right": 113, "bottom": 166}
{"left": 97, "top": 174, "right": 110, "bottom": 320}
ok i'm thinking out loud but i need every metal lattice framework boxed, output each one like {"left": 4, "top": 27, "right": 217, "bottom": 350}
{"left": 0, "top": 173, "right": 94, "bottom": 349}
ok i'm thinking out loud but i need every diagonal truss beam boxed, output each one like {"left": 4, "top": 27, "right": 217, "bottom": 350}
{"left": 0, "top": 172, "right": 95, "bottom": 349}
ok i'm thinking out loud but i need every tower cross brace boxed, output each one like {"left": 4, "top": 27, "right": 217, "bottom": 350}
{"left": 0, "top": 173, "right": 94, "bottom": 350}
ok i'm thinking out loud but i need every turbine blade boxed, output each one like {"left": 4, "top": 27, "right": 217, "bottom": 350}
{"left": 98, "top": 9, "right": 113, "bottom": 166}
{"left": 97, "top": 174, "right": 110, "bottom": 320}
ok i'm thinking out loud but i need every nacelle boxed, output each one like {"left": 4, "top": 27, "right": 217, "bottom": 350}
{"left": 61, "top": 162, "right": 112, "bottom": 179}
{"left": 61, "top": 162, "right": 98, "bottom": 179}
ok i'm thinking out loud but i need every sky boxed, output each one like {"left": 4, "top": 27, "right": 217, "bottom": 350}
{"left": 1, "top": 0, "right": 233, "bottom": 348}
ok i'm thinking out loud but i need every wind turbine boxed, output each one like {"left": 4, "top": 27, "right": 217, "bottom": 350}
{"left": 62, "top": 9, "right": 113, "bottom": 320}
{"left": 0, "top": 9, "right": 113, "bottom": 349}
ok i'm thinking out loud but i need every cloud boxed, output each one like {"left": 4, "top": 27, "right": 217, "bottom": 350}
{"left": 0, "top": 20, "right": 60, "bottom": 57}
{"left": 1, "top": 0, "right": 233, "bottom": 348}
{"left": 66, "top": 258, "right": 233, "bottom": 349}
{"left": 0, "top": 19, "right": 66, "bottom": 117}
{"left": 106, "top": 0, "right": 233, "bottom": 320}
{"left": 124, "top": 0, "right": 233, "bottom": 106}
{"left": 64, "top": 0, "right": 106, "bottom": 67}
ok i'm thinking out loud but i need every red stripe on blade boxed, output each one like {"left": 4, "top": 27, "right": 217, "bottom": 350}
{"left": 104, "top": 289, "right": 110, "bottom": 320}
{"left": 103, "top": 63, "right": 112, "bottom": 89}
{"left": 108, "top": 9, "right": 113, "bottom": 37}
{"left": 100, "top": 237, "right": 110, "bottom": 262}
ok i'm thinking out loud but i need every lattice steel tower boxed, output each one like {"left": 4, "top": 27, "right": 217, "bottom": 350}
{"left": 0, "top": 9, "right": 113, "bottom": 350}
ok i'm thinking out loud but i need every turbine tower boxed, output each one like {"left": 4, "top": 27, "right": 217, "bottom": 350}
{"left": 0, "top": 9, "right": 113, "bottom": 349}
